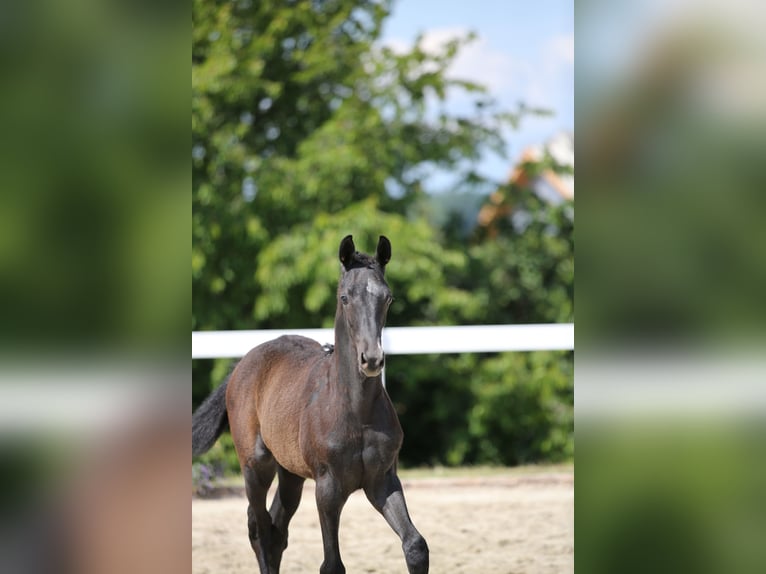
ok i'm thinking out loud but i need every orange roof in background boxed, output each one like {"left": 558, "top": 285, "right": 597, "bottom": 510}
{"left": 478, "top": 132, "right": 573, "bottom": 234}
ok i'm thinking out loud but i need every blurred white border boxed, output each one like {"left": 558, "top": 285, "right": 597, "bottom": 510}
{"left": 576, "top": 352, "right": 766, "bottom": 418}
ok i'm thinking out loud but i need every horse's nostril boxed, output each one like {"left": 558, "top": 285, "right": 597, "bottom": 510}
{"left": 361, "top": 352, "right": 367, "bottom": 365}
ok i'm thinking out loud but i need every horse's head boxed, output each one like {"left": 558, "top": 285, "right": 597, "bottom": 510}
{"left": 337, "top": 235, "right": 393, "bottom": 378}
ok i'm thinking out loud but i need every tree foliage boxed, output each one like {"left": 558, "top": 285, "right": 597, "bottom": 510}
{"left": 192, "top": 0, "right": 573, "bottom": 468}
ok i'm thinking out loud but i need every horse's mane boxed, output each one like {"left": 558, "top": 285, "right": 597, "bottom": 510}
{"left": 343, "top": 252, "right": 384, "bottom": 273}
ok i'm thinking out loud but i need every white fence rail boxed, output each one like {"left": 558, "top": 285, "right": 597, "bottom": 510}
{"left": 192, "top": 324, "right": 574, "bottom": 359}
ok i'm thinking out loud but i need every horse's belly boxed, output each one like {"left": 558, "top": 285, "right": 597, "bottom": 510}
{"left": 276, "top": 452, "right": 313, "bottom": 479}
{"left": 258, "top": 395, "right": 312, "bottom": 478}
{"left": 261, "top": 425, "right": 313, "bottom": 478}
{"left": 257, "top": 370, "right": 319, "bottom": 479}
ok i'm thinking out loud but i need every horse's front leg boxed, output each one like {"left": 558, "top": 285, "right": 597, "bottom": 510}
{"left": 364, "top": 469, "right": 429, "bottom": 574}
{"left": 315, "top": 472, "right": 348, "bottom": 574}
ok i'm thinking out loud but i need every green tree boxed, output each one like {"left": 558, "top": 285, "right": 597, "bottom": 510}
{"left": 192, "top": 0, "right": 518, "bottom": 393}
{"left": 192, "top": 0, "right": 573, "bottom": 467}
{"left": 388, "top": 180, "right": 573, "bottom": 466}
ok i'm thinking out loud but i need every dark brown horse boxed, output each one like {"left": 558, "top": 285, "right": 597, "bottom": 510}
{"left": 192, "top": 235, "right": 428, "bottom": 574}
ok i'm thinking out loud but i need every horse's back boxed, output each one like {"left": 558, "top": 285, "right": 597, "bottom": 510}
{"left": 232, "top": 334, "right": 325, "bottom": 397}
{"left": 250, "top": 334, "right": 325, "bottom": 364}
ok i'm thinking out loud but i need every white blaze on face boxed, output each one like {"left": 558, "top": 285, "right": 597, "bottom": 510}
{"left": 365, "top": 278, "right": 384, "bottom": 352}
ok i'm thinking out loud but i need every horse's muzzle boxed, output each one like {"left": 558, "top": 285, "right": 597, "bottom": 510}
{"left": 360, "top": 351, "right": 385, "bottom": 377}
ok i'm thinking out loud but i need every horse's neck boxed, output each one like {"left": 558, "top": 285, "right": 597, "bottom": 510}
{"left": 333, "top": 311, "right": 382, "bottom": 420}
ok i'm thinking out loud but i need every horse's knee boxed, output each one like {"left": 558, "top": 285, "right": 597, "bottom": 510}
{"left": 404, "top": 535, "right": 429, "bottom": 574}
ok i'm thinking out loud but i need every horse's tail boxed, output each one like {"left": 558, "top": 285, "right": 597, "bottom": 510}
{"left": 192, "top": 377, "right": 230, "bottom": 456}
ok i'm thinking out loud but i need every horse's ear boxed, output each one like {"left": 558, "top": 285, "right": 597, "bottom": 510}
{"left": 339, "top": 235, "right": 356, "bottom": 269}
{"left": 376, "top": 235, "right": 391, "bottom": 267}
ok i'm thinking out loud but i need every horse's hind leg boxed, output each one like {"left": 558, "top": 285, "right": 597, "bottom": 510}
{"left": 267, "top": 466, "right": 305, "bottom": 569}
{"left": 364, "top": 469, "right": 429, "bottom": 574}
{"left": 243, "top": 434, "right": 278, "bottom": 573}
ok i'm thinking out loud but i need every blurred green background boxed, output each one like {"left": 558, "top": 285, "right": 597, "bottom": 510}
{"left": 0, "top": 0, "right": 188, "bottom": 354}
{"left": 577, "top": 1, "right": 766, "bottom": 573}
{"left": 191, "top": 0, "right": 574, "bottom": 472}
{"left": 0, "top": 2, "right": 189, "bottom": 572}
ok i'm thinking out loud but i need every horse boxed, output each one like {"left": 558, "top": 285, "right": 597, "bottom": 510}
{"left": 192, "top": 235, "right": 429, "bottom": 574}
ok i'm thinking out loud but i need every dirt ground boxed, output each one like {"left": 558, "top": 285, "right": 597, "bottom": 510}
{"left": 192, "top": 469, "right": 573, "bottom": 574}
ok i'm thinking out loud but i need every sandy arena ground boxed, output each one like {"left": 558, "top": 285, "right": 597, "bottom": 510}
{"left": 192, "top": 468, "right": 573, "bottom": 574}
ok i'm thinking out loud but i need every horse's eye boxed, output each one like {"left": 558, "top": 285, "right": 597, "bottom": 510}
{"left": 340, "top": 295, "right": 349, "bottom": 305}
